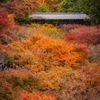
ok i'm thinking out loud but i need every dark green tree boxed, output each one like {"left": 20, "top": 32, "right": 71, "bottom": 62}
{"left": 57, "top": 0, "right": 80, "bottom": 12}
{"left": 78, "top": 0, "right": 100, "bottom": 24}
{"left": 0, "top": 0, "right": 8, "bottom": 3}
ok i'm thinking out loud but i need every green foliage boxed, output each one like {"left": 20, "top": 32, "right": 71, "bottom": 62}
{"left": 57, "top": 0, "right": 80, "bottom": 12}
{"left": 7, "top": 75, "right": 40, "bottom": 92}
{"left": 22, "top": 76, "right": 41, "bottom": 91}
{"left": 0, "top": 0, "right": 8, "bottom": 3}
{"left": 4, "top": 56, "right": 13, "bottom": 64}
{"left": 78, "top": 0, "right": 100, "bottom": 24}
{"left": 37, "top": 3, "right": 50, "bottom": 12}
{"left": 7, "top": 76, "right": 22, "bottom": 88}
{"left": 0, "top": 89, "right": 12, "bottom": 100}
{"left": 16, "top": 17, "right": 32, "bottom": 25}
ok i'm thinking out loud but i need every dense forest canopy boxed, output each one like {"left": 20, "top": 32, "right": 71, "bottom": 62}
{"left": 0, "top": 0, "right": 100, "bottom": 100}
{"left": 0, "top": 0, "right": 100, "bottom": 24}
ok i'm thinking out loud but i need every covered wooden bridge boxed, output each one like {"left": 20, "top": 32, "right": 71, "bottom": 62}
{"left": 29, "top": 13, "right": 89, "bottom": 24}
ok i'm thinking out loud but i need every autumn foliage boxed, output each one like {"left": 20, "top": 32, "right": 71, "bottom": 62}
{"left": 80, "top": 63, "right": 100, "bottom": 90}
{"left": 3, "top": 0, "right": 31, "bottom": 20}
{"left": 0, "top": 24, "right": 100, "bottom": 100}
{"left": 0, "top": 0, "right": 100, "bottom": 99}
{"left": 65, "top": 26, "right": 100, "bottom": 45}
{"left": 0, "top": 9, "right": 14, "bottom": 45}
{"left": 7, "top": 34, "right": 87, "bottom": 71}
{"left": 22, "top": 91, "right": 56, "bottom": 100}
{"left": 0, "top": 9, "right": 11, "bottom": 31}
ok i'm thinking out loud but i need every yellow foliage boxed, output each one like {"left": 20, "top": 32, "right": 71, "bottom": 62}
{"left": 42, "top": 24, "right": 60, "bottom": 35}
{"left": 39, "top": 66, "right": 72, "bottom": 90}
{"left": 28, "top": 24, "right": 61, "bottom": 37}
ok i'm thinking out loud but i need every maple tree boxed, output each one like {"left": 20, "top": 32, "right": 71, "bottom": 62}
{"left": 65, "top": 26, "right": 100, "bottom": 45}
{"left": 0, "top": 0, "right": 100, "bottom": 99}
{"left": 7, "top": 34, "right": 87, "bottom": 71}
{"left": 0, "top": 9, "right": 13, "bottom": 45}
{"left": 0, "top": 23, "right": 100, "bottom": 100}
{"left": 4, "top": 0, "right": 31, "bottom": 21}
{"left": 35, "top": 0, "right": 61, "bottom": 12}
{"left": 45, "top": 0, "right": 61, "bottom": 11}
{"left": 0, "top": 9, "right": 11, "bottom": 32}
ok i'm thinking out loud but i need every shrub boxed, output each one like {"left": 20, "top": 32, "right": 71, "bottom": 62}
{"left": 88, "top": 44, "right": 100, "bottom": 63}
{"left": 65, "top": 26, "right": 100, "bottom": 45}
{"left": 80, "top": 63, "right": 100, "bottom": 90}
{"left": 7, "top": 34, "right": 87, "bottom": 70}
{"left": 0, "top": 88, "right": 12, "bottom": 100}
{"left": 22, "top": 91, "right": 57, "bottom": 100}
{"left": 28, "top": 24, "right": 61, "bottom": 39}
{"left": 36, "top": 67, "right": 73, "bottom": 91}
{"left": 59, "top": 24, "right": 84, "bottom": 31}
{"left": 7, "top": 75, "right": 40, "bottom": 92}
{"left": 6, "top": 25, "right": 28, "bottom": 41}
{"left": 0, "top": 68, "right": 42, "bottom": 100}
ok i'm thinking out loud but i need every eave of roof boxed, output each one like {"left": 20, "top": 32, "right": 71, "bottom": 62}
{"left": 29, "top": 12, "right": 89, "bottom": 20}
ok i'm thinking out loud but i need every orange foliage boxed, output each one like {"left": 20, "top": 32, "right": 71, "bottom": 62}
{"left": 7, "top": 14, "right": 15, "bottom": 24}
{"left": 22, "top": 91, "right": 56, "bottom": 100}
{"left": 7, "top": 34, "right": 87, "bottom": 71}
{"left": 80, "top": 63, "right": 100, "bottom": 90}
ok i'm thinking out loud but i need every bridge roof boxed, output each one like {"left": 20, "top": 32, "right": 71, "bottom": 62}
{"left": 29, "top": 13, "right": 89, "bottom": 20}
